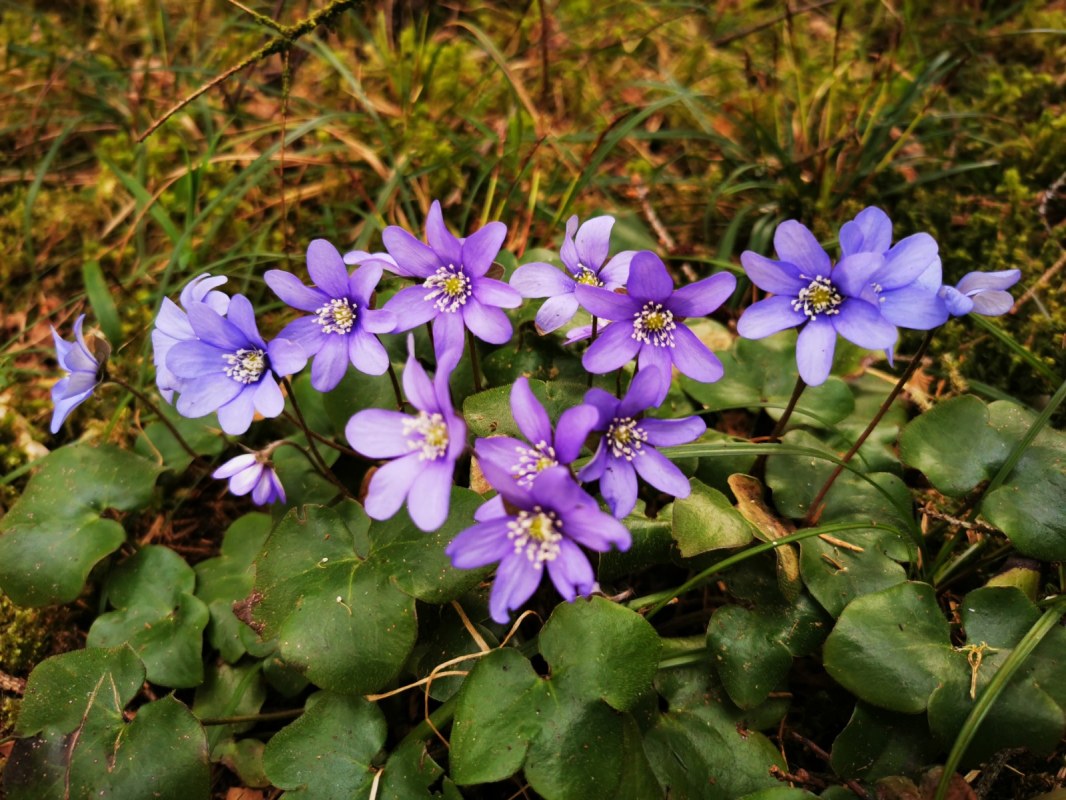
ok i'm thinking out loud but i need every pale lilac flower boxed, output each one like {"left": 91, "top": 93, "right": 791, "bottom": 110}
{"left": 265, "top": 240, "right": 396, "bottom": 391}
{"left": 510, "top": 215, "right": 634, "bottom": 333}
{"left": 382, "top": 201, "right": 522, "bottom": 370}
{"left": 152, "top": 274, "right": 230, "bottom": 402}
{"left": 737, "top": 221, "right": 898, "bottom": 385}
{"left": 166, "top": 295, "right": 307, "bottom": 435}
{"left": 838, "top": 207, "right": 948, "bottom": 331}
{"left": 578, "top": 367, "right": 704, "bottom": 518}
{"left": 446, "top": 465, "right": 630, "bottom": 624}
{"left": 475, "top": 376, "right": 598, "bottom": 491}
{"left": 575, "top": 251, "right": 735, "bottom": 402}
{"left": 213, "top": 452, "right": 286, "bottom": 505}
{"left": 50, "top": 315, "right": 108, "bottom": 434}
{"left": 939, "top": 270, "right": 1021, "bottom": 317}
{"left": 345, "top": 336, "right": 466, "bottom": 532}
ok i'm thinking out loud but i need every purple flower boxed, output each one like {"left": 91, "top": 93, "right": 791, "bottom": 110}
{"left": 510, "top": 215, "right": 634, "bottom": 333}
{"left": 265, "top": 240, "right": 397, "bottom": 392}
{"left": 475, "top": 376, "right": 598, "bottom": 491}
{"left": 445, "top": 465, "right": 631, "bottom": 624}
{"left": 50, "top": 315, "right": 109, "bottom": 434}
{"left": 166, "top": 294, "right": 307, "bottom": 435}
{"left": 152, "top": 274, "right": 230, "bottom": 403}
{"left": 345, "top": 336, "right": 466, "bottom": 532}
{"left": 381, "top": 201, "right": 522, "bottom": 370}
{"left": 578, "top": 367, "right": 704, "bottom": 518}
{"left": 213, "top": 451, "right": 286, "bottom": 505}
{"left": 736, "top": 221, "right": 899, "bottom": 386}
{"left": 939, "top": 270, "right": 1021, "bottom": 317}
{"left": 838, "top": 207, "right": 948, "bottom": 331}
{"left": 575, "top": 251, "right": 736, "bottom": 402}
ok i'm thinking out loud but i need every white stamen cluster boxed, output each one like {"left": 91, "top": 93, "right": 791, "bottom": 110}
{"left": 403, "top": 411, "right": 449, "bottom": 460}
{"left": 507, "top": 506, "right": 562, "bottom": 567}
{"left": 632, "top": 302, "right": 677, "bottom": 347}
{"left": 423, "top": 265, "right": 472, "bottom": 313}
{"left": 870, "top": 282, "right": 886, "bottom": 303}
{"left": 223, "top": 348, "right": 266, "bottom": 384}
{"left": 575, "top": 266, "right": 602, "bottom": 287}
{"left": 314, "top": 297, "right": 356, "bottom": 334}
{"left": 511, "top": 441, "right": 558, "bottom": 487}
{"left": 607, "top": 417, "right": 648, "bottom": 460}
{"left": 792, "top": 275, "right": 843, "bottom": 320}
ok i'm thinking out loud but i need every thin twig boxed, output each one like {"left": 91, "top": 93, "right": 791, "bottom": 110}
{"left": 107, "top": 375, "right": 200, "bottom": 460}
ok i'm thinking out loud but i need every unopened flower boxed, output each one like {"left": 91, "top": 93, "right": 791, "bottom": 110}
{"left": 578, "top": 367, "right": 704, "bottom": 518}
{"left": 345, "top": 336, "right": 466, "bottom": 532}
{"left": 736, "top": 220, "right": 898, "bottom": 385}
{"left": 213, "top": 451, "right": 286, "bottom": 505}
{"left": 166, "top": 294, "right": 307, "bottom": 435}
{"left": 446, "top": 465, "right": 630, "bottom": 624}
{"left": 575, "top": 250, "right": 735, "bottom": 402}
{"left": 475, "top": 376, "right": 598, "bottom": 491}
{"left": 50, "top": 315, "right": 109, "bottom": 434}
{"left": 152, "top": 273, "right": 230, "bottom": 402}
{"left": 266, "top": 239, "right": 397, "bottom": 391}
{"left": 510, "top": 215, "right": 634, "bottom": 333}
{"left": 939, "top": 270, "right": 1021, "bottom": 317}
{"left": 382, "top": 201, "right": 522, "bottom": 371}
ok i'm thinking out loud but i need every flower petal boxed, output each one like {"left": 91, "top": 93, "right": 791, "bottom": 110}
{"left": 553, "top": 404, "right": 598, "bottom": 464}
{"left": 832, "top": 252, "right": 884, "bottom": 297}
{"left": 474, "top": 495, "right": 508, "bottom": 522}
{"left": 581, "top": 388, "right": 620, "bottom": 430}
{"left": 736, "top": 296, "right": 806, "bottom": 339}
{"left": 574, "top": 284, "right": 637, "bottom": 321}
{"left": 225, "top": 294, "right": 266, "bottom": 348}
{"left": 547, "top": 540, "right": 596, "bottom": 602}
{"left": 361, "top": 308, "right": 397, "bottom": 335}
{"left": 425, "top": 200, "right": 463, "bottom": 266}
{"left": 956, "top": 269, "right": 1021, "bottom": 295}
{"left": 384, "top": 285, "right": 439, "bottom": 332}
{"left": 641, "top": 416, "right": 705, "bottom": 446}
{"left": 559, "top": 489, "right": 632, "bottom": 549}
{"left": 878, "top": 233, "right": 939, "bottom": 290}
{"left": 598, "top": 251, "right": 634, "bottom": 288}
{"left": 213, "top": 454, "right": 258, "bottom": 480}
{"left": 668, "top": 272, "right": 737, "bottom": 318}
{"left": 599, "top": 457, "right": 639, "bottom": 518}
{"left": 970, "top": 290, "right": 1015, "bottom": 316}
{"left": 581, "top": 318, "right": 641, "bottom": 373}
{"left": 348, "top": 261, "right": 384, "bottom": 306}
{"left": 402, "top": 349, "right": 437, "bottom": 413}
{"left": 432, "top": 311, "right": 465, "bottom": 374}
{"left": 365, "top": 454, "right": 422, "bottom": 520}
{"left": 445, "top": 518, "right": 513, "bottom": 568}
{"left": 488, "top": 553, "right": 542, "bottom": 624}
{"left": 167, "top": 340, "right": 228, "bottom": 379}
{"left": 939, "top": 285, "right": 974, "bottom": 316}
{"left": 879, "top": 287, "right": 948, "bottom": 330}
{"left": 774, "top": 220, "right": 831, "bottom": 276}
{"left": 462, "top": 298, "right": 513, "bottom": 345}
{"left": 175, "top": 373, "right": 243, "bottom": 418}
{"left": 534, "top": 293, "right": 580, "bottom": 333}
{"left": 349, "top": 328, "right": 389, "bottom": 376}
{"left": 253, "top": 373, "right": 285, "bottom": 419}
{"left": 839, "top": 207, "right": 892, "bottom": 256}
{"left": 267, "top": 337, "right": 308, "bottom": 377}
{"left": 834, "top": 299, "right": 898, "bottom": 349}
{"left": 383, "top": 227, "right": 442, "bottom": 279}
{"left": 626, "top": 251, "right": 673, "bottom": 303}
{"left": 618, "top": 366, "right": 664, "bottom": 417}
{"left": 476, "top": 436, "right": 528, "bottom": 475}
{"left": 795, "top": 317, "right": 837, "bottom": 386}
{"left": 275, "top": 317, "right": 324, "bottom": 356}
{"left": 186, "top": 302, "right": 247, "bottom": 351}
{"left": 265, "top": 269, "right": 329, "bottom": 312}
{"left": 346, "top": 408, "right": 415, "bottom": 458}
{"left": 670, "top": 325, "right": 724, "bottom": 384}
{"left": 511, "top": 377, "right": 552, "bottom": 445}
{"left": 633, "top": 447, "right": 690, "bottom": 498}
{"left": 473, "top": 278, "right": 522, "bottom": 309}
{"left": 461, "top": 221, "right": 507, "bottom": 277}
{"left": 229, "top": 462, "right": 264, "bottom": 496}
{"left": 311, "top": 335, "right": 349, "bottom": 391}
{"left": 510, "top": 262, "right": 574, "bottom": 298}
{"left": 560, "top": 216, "right": 580, "bottom": 271}
{"left": 739, "top": 252, "right": 807, "bottom": 295}
{"left": 577, "top": 440, "right": 608, "bottom": 482}
{"left": 408, "top": 461, "right": 454, "bottom": 531}
{"left": 216, "top": 387, "right": 256, "bottom": 435}
{"left": 575, "top": 215, "right": 614, "bottom": 269}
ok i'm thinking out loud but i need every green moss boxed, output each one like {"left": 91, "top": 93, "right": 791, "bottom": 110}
{"left": 0, "top": 595, "right": 69, "bottom": 735}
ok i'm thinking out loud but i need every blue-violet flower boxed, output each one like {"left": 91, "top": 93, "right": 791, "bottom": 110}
{"left": 578, "top": 367, "right": 705, "bottom": 518}
{"left": 446, "top": 464, "right": 631, "bottom": 624}
{"left": 575, "top": 250, "right": 735, "bottom": 402}
{"left": 345, "top": 336, "right": 466, "bottom": 532}
{"left": 266, "top": 239, "right": 397, "bottom": 391}
{"left": 152, "top": 273, "right": 230, "bottom": 403}
{"left": 510, "top": 215, "right": 634, "bottom": 333}
{"left": 382, "top": 201, "right": 522, "bottom": 371}
{"left": 213, "top": 451, "right": 286, "bottom": 505}
{"left": 166, "top": 294, "right": 307, "bottom": 435}
{"left": 736, "top": 220, "right": 898, "bottom": 385}
{"left": 50, "top": 315, "right": 109, "bottom": 434}
{"left": 939, "top": 270, "right": 1021, "bottom": 317}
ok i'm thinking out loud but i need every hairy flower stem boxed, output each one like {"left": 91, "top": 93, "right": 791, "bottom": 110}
{"left": 386, "top": 360, "right": 406, "bottom": 411}
{"left": 277, "top": 441, "right": 356, "bottom": 501}
{"left": 751, "top": 376, "right": 806, "bottom": 479}
{"left": 281, "top": 377, "right": 342, "bottom": 484}
{"left": 107, "top": 374, "right": 199, "bottom": 460}
{"left": 586, "top": 317, "right": 599, "bottom": 389}
{"left": 804, "top": 329, "right": 936, "bottom": 525}
{"left": 279, "top": 412, "right": 362, "bottom": 460}
{"left": 466, "top": 328, "right": 484, "bottom": 393}
{"left": 200, "top": 708, "right": 304, "bottom": 727}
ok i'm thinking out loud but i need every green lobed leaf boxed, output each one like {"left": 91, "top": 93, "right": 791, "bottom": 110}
{"left": 251, "top": 503, "right": 417, "bottom": 694}
{"left": 981, "top": 445, "right": 1066, "bottom": 561}
{"left": 0, "top": 444, "right": 162, "bottom": 606}
{"left": 377, "top": 739, "right": 448, "bottom": 800}
{"left": 262, "top": 692, "right": 386, "bottom": 800}
{"left": 823, "top": 582, "right": 958, "bottom": 714}
{"left": 86, "top": 545, "right": 210, "bottom": 688}
{"left": 672, "top": 479, "right": 755, "bottom": 556}
{"left": 830, "top": 703, "right": 938, "bottom": 781}
{"left": 192, "top": 661, "right": 266, "bottom": 757}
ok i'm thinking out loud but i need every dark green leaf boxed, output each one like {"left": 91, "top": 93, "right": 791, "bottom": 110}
{"left": 672, "top": 479, "right": 755, "bottom": 556}
{"left": 830, "top": 703, "right": 938, "bottom": 781}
